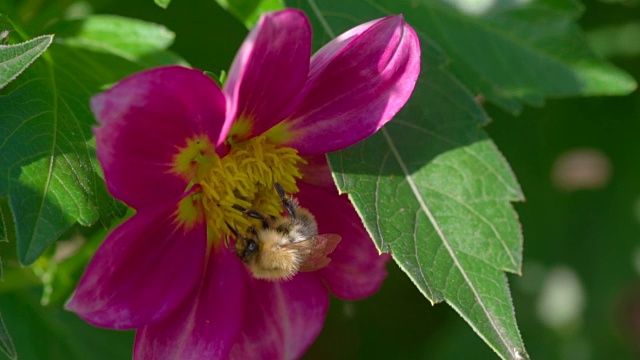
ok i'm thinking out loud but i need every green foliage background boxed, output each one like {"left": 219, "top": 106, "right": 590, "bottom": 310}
{"left": 1, "top": 0, "right": 639, "bottom": 359}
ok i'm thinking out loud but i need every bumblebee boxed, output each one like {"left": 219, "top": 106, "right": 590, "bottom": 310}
{"left": 231, "top": 184, "right": 341, "bottom": 281}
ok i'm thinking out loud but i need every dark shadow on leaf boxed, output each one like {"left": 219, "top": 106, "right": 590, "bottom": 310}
{"left": 328, "top": 45, "right": 498, "bottom": 185}
{"left": 0, "top": 290, "right": 134, "bottom": 359}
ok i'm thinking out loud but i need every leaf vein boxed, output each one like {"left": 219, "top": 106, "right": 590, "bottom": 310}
{"left": 394, "top": 119, "right": 519, "bottom": 195}
{"left": 381, "top": 127, "right": 513, "bottom": 354}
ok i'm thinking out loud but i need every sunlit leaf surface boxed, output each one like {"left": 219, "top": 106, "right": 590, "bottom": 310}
{"left": 0, "top": 15, "right": 185, "bottom": 264}
{"left": 0, "top": 30, "right": 52, "bottom": 89}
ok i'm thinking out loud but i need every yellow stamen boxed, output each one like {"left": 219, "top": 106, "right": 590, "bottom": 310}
{"left": 228, "top": 116, "right": 253, "bottom": 143}
{"left": 174, "top": 190, "right": 205, "bottom": 230}
{"left": 172, "top": 134, "right": 305, "bottom": 243}
{"left": 265, "top": 121, "right": 295, "bottom": 145}
{"left": 171, "top": 135, "right": 216, "bottom": 182}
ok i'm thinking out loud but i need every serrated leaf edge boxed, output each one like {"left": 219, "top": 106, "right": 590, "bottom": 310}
{"left": 0, "top": 34, "right": 54, "bottom": 90}
{"left": 380, "top": 127, "right": 522, "bottom": 359}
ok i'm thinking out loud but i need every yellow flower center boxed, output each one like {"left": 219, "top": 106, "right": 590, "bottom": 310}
{"left": 172, "top": 134, "right": 305, "bottom": 243}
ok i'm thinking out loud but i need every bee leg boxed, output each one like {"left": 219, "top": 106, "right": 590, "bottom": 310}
{"left": 225, "top": 221, "right": 250, "bottom": 258}
{"left": 275, "top": 182, "right": 286, "bottom": 199}
{"left": 232, "top": 204, "right": 265, "bottom": 220}
{"left": 274, "top": 183, "right": 298, "bottom": 219}
{"left": 232, "top": 204, "right": 270, "bottom": 228}
{"left": 225, "top": 221, "right": 239, "bottom": 236}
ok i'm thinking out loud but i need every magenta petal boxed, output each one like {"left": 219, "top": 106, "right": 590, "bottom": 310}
{"left": 299, "top": 155, "right": 336, "bottom": 190}
{"left": 65, "top": 201, "right": 207, "bottom": 329}
{"left": 93, "top": 66, "right": 227, "bottom": 208}
{"left": 281, "top": 15, "right": 420, "bottom": 155}
{"left": 224, "top": 9, "right": 311, "bottom": 140}
{"left": 134, "top": 248, "right": 246, "bottom": 360}
{"left": 229, "top": 273, "right": 328, "bottom": 359}
{"left": 297, "top": 183, "right": 390, "bottom": 300}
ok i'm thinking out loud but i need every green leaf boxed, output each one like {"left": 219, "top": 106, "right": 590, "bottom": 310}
{"left": 0, "top": 198, "right": 13, "bottom": 282}
{"left": 0, "top": 15, "right": 185, "bottom": 265}
{"left": 288, "top": 1, "right": 528, "bottom": 358}
{"left": 52, "top": 15, "right": 181, "bottom": 67}
{"left": 0, "top": 290, "right": 133, "bottom": 360}
{"left": 0, "top": 33, "right": 53, "bottom": 90}
{"left": 331, "top": 73, "right": 527, "bottom": 360}
{"left": 0, "top": 200, "right": 17, "bottom": 360}
{"left": 0, "top": 311, "right": 16, "bottom": 360}
{"left": 302, "top": 0, "right": 636, "bottom": 114}
{"left": 33, "top": 211, "right": 132, "bottom": 307}
{"left": 587, "top": 21, "right": 640, "bottom": 59}
{"left": 215, "top": 0, "right": 285, "bottom": 28}
{"left": 154, "top": 0, "right": 171, "bottom": 9}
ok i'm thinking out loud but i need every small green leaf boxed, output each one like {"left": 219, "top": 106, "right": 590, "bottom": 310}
{"left": 0, "top": 311, "right": 16, "bottom": 360}
{"left": 216, "top": 0, "right": 285, "bottom": 28}
{"left": 54, "top": 15, "right": 175, "bottom": 61}
{"left": 0, "top": 33, "right": 53, "bottom": 90}
{"left": 154, "top": 0, "right": 172, "bottom": 9}
{"left": 205, "top": 70, "right": 227, "bottom": 87}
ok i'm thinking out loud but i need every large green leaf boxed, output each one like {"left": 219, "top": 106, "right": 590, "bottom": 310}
{"left": 0, "top": 14, "right": 185, "bottom": 265}
{"left": 0, "top": 32, "right": 53, "bottom": 90}
{"left": 287, "top": 1, "right": 528, "bottom": 358}
{"left": 331, "top": 65, "right": 527, "bottom": 358}
{"left": 300, "top": 0, "right": 636, "bottom": 114}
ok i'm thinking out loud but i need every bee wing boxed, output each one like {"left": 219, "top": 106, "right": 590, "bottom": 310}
{"left": 284, "top": 234, "right": 342, "bottom": 272}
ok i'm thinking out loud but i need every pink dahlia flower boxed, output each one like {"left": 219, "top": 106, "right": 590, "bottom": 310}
{"left": 66, "top": 8, "right": 420, "bottom": 359}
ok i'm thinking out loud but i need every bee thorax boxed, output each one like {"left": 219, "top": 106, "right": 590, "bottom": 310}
{"left": 233, "top": 183, "right": 330, "bottom": 281}
{"left": 243, "top": 229, "right": 305, "bottom": 281}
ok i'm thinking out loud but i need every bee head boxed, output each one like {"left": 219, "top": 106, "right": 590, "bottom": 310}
{"left": 235, "top": 235, "right": 260, "bottom": 266}
{"left": 226, "top": 221, "right": 259, "bottom": 263}
{"left": 243, "top": 239, "right": 259, "bottom": 259}
{"left": 234, "top": 232, "right": 260, "bottom": 265}
{"left": 234, "top": 235, "right": 259, "bottom": 262}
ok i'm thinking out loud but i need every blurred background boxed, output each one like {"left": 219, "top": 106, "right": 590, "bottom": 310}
{"left": 1, "top": 0, "right": 639, "bottom": 359}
